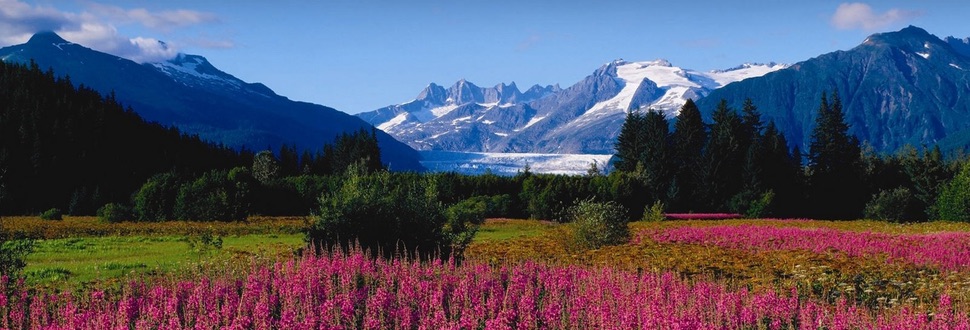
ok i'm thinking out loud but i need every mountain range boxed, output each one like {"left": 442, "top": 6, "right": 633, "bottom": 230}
{"left": 361, "top": 25, "right": 970, "bottom": 157}
{"left": 0, "top": 31, "right": 424, "bottom": 171}
{"left": 5, "top": 25, "right": 969, "bottom": 174}
{"left": 697, "top": 26, "right": 970, "bottom": 154}
{"left": 357, "top": 60, "right": 787, "bottom": 154}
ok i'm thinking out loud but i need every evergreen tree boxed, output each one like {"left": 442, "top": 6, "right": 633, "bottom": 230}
{"left": 669, "top": 99, "right": 706, "bottom": 211}
{"left": 807, "top": 91, "right": 864, "bottom": 219}
{"left": 325, "top": 128, "right": 383, "bottom": 174}
{"left": 613, "top": 112, "right": 647, "bottom": 172}
{"left": 279, "top": 144, "right": 300, "bottom": 177}
{"left": 740, "top": 98, "right": 764, "bottom": 140}
{"left": 299, "top": 150, "right": 315, "bottom": 174}
{"left": 701, "top": 100, "right": 746, "bottom": 210}
{"left": 758, "top": 123, "right": 803, "bottom": 216}
{"left": 739, "top": 98, "right": 767, "bottom": 196}
{"left": 901, "top": 146, "right": 950, "bottom": 220}
{"left": 640, "top": 110, "right": 671, "bottom": 202}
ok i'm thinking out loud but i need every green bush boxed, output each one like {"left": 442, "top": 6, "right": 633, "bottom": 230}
{"left": 133, "top": 171, "right": 182, "bottom": 221}
{"left": 745, "top": 190, "right": 775, "bottom": 219}
{"left": 39, "top": 208, "right": 63, "bottom": 221}
{"left": 641, "top": 201, "right": 665, "bottom": 222}
{"left": 935, "top": 162, "right": 970, "bottom": 221}
{"left": 568, "top": 199, "right": 629, "bottom": 250}
{"left": 97, "top": 203, "right": 132, "bottom": 223}
{"left": 463, "top": 194, "right": 511, "bottom": 218}
{"left": 445, "top": 198, "right": 486, "bottom": 256}
{"left": 865, "top": 187, "right": 918, "bottom": 222}
{"left": 185, "top": 229, "right": 223, "bottom": 255}
{"left": 307, "top": 169, "right": 451, "bottom": 258}
{"left": 173, "top": 169, "right": 251, "bottom": 221}
{"left": 0, "top": 238, "right": 33, "bottom": 276}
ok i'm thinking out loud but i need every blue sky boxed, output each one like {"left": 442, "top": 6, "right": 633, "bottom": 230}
{"left": 1, "top": 1, "right": 967, "bottom": 114}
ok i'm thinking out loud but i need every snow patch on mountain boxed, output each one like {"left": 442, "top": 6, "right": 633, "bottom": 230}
{"left": 522, "top": 115, "right": 546, "bottom": 129}
{"left": 707, "top": 63, "right": 789, "bottom": 87}
{"left": 378, "top": 113, "right": 408, "bottom": 131}
{"left": 584, "top": 60, "right": 786, "bottom": 118}
{"left": 151, "top": 54, "right": 242, "bottom": 89}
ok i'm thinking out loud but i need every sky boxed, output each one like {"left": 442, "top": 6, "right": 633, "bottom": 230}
{"left": 1, "top": 1, "right": 968, "bottom": 114}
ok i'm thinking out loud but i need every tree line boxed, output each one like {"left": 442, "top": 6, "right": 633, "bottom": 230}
{"left": 613, "top": 93, "right": 968, "bottom": 221}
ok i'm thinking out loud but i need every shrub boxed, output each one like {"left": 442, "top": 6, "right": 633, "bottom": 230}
{"left": 97, "top": 203, "right": 132, "bottom": 223}
{"left": 568, "top": 199, "right": 629, "bottom": 250}
{"left": 445, "top": 198, "right": 486, "bottom": 257}
{"left": 307, "top": 169, "right": 450, "bottom": 258}
{"left": 132, "top": 171, "right": 182, "bottom": 221}
{"left": 935, "top": 162, "right": 970, "bottom": 221}
{"left": 745, "top": 190, "right": 775, "bottom": 219}
{"left": 865, "top": 187, "right": 918, "bottom": 223}
{"left": 173, "top": 169, "right": 251, "bottom": 221}
{"left": 252, "top": 150, "right": 281, "bottom": 185}
{"left": 463, "top": 194, "right": 511, "bottom": 218}
{"left": 0, "top": 237, "right": 33, "bottom": 276}
{"left": 641, "top": 201, "right": 665, "bottom": 222}
{"left": 39, "top": 208, "right": 63, "bottom": 221}
{"left": 185, "top": 229, "right": 223, "bottom": 255}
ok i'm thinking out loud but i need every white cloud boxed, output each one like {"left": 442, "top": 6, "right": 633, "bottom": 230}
{"left": 85, "top": 3, "right": 218, "bottom": 31}
{"left": 830, "top": 2, "right": 921, "bottom": 31}
{"left": 0, "top": 0, "right": 226, "bottom": 63}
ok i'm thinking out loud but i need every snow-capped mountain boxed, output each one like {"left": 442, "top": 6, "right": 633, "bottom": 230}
{"left": 356, "top": 80, "right": 561, "bottom": 151}
{"left": 0, "top": 31, "right": 424, "bottom": 170}
{"left": 357, "top": 60, "right": 786, "bottom": 154}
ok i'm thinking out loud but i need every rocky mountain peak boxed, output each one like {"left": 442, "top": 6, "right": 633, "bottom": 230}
{"left": 27, "top": 31, "right": 70, "bottom": 45}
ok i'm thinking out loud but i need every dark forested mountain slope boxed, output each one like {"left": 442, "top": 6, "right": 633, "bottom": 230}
{"left": 0, "top": 60, "right": 250, "bottom": 214}
{"left": 697, "top": 26, "right": 970, "bottom": 154}
{"left": 0, "top": 32, "right": 423, "bottom": 171}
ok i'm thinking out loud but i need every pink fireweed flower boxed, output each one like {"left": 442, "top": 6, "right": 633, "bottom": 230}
{"left": 648, "top": 224, "right": 970, "bottom": 272}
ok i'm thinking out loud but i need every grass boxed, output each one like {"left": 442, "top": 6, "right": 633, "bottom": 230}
{"left": 472, "top": 218, "right": 557, "bottom": 242}
{"left": 25, "top": 234, "right": 305, "bottom": 288}
{"left": 0, "top": 215, "right": 308, "bottom": 288}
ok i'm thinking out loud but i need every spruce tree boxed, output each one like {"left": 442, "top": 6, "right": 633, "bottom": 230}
{"left": 807, "top": 91, "right": 863, "bottom": 219}
{"left": 640, "top": 110, "right": 671, "bottom": 201}
{"left": 701, "top": 100, "right": 745, "bottom": 210}
{"left": 669, "top": 99, "right": 706, "bottom": 211}
{"left": 613, "top": 112, "right": 646, "bottom": 172}
{"left": 279, "top": 144, "right": 300, "bottom": 177}
{"left": 901, "top": 146, "right": 950, "bottom": 219}
{"left": 739, "top": 98, "right": 766, "bottom": 196}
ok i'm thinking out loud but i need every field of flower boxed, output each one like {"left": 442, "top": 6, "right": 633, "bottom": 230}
{"left": 6, "top": 217, "right": 970, "bottom": 328}
{"left": 5, "top": 248, "right": 970, "bottom": 329}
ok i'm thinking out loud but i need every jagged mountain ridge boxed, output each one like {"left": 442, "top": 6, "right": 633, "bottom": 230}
{"left": 0, "top": 32, "right": 423, "bottom": 171}
{"left": 358, "top": 59, "right": 786, "bottom": 153}
{"left": 697, "top": 26, "right": 970, "bottom": 154}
